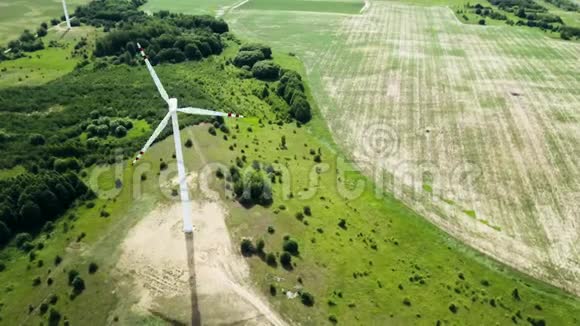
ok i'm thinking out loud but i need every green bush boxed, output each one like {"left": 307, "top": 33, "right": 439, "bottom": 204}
{"left": 283, "top": 239, "right": 299, "bottom": 256}
{"left": 251, "top": 61, "right": 280, "bottom": 80}
{"left": 241, "top": 239, "right": 255, "bottom": 256}
{"left": 266, "top": 253, "right": 277, "bottom": 267}
{"left": 280, "top": 251, "right": 292, "bottom": 267}
{"left": 301, "top": 291, "right": 315, "bottom": 306}
{"left": 240, "top": 43, "right": 272, "bottom": 59}
{"left": 233, "top": 50, "right": 265, "bottom": 68}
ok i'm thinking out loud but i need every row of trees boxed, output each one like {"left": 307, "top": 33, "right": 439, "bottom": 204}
{"left": 0, "top": 172, "right": 92, "bottom": 246}
{"left": 277, "top": 71, "right": 312, "bottom": 123}
{"left": 94, "top": 19, "right": 227, "bottom": 64}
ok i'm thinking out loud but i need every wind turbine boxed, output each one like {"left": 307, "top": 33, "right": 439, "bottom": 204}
{"left": 61, "top": 0, "right": 72, "bottom": 30}
{"left": 132, "top": 43, "right": 243, "bottom": 233}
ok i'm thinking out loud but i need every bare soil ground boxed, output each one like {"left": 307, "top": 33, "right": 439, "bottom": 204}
{"left": 116, "top": 195, "right": 286, "bottom": 325}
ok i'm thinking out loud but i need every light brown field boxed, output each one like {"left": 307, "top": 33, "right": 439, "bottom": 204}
{"left": 229, "top": 1, "right": 580, "bottom": 295}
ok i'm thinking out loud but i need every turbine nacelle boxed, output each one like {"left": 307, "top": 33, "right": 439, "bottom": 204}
{"left": 168, "top": 98, "right": 178, "bottom": 112}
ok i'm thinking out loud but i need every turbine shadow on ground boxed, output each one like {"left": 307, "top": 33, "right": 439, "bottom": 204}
{"left": 185, "top": 232, "right": 201, "bottom": 326}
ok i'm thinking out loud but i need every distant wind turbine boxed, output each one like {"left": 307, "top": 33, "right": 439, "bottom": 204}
{"left": 132, "top": 43, "right": 243, "bottom": 233}
{"left": 61, "top": 0, "right": 72, "bottom": 29}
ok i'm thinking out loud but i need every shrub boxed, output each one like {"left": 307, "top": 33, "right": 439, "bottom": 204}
{"left": 71, "top": 276, "right": 85, "bottom": 294}
{"left": 30, "top": 134, "right": 46, "bottom": 145}
{"left": 68, "top": 269, "right": 79, "bottom": 285}
{"left": 449, "top": 303, "right": 458, "bottom": 313}
{"left": 283, "top": 239, "right": 299, "bottom": 256}
{"left": 54, "top": 255, "right": 62, "bottom": 266}
{"left": 266, "top": 253, "right": 277, "bottom": 267}
{"left": 208, "top": 126, "right": 217, "bottom": 135}
{"left": 49, "top": 308, "right": 62, "bottom": 325}
{"left": 512, "top": 288, "right": 521, "bottom": 300}
{"left": 267, "top": 226, "right": 275, "bottom": 234}
{"left": 88, "top": 262, "right": 98, "bottom": 274}
{"left": 338, "top": 219, "right": 347, "bottom": 229}
{"left": 39, "top": 302, "right": 49, "bottom": 314}
{"left": 0, "top": 221, "right": 11, "bottom": 246}
{"left": 329, "top": 315, "right": 338, "bottom": 324}
{"left": 303, "top": 206, "right": 311, "bottom": 216}
{"left": 49, "top": 294, "right": 58, "bottom": 305}
{"left": 233, "top": 50, "right": 265, "bottom": 68}
{"left": 33, "top": 276, "right": 42, "bottom": 286}
{"left": 280, "top": 252, "right": 292, "bottom": 267}
{"left": 478, "top": 19, "right": 486, "bottom": 25}
{"left": 301, "top": 291, "right": 315, "bottom": 306}
{"left": 114, "top": 125, "right": 127, "bottom": 137}
{"left": 185, "top": 139, "right": 193, "bottom": 148}
{"left": 256, "top": 239, "right": 265, "bottom": 253}
{"left": 269, "top": 284, "right": 277, "bottom": 296}
{"left": 160, "top": 161, "right": 168, "bottom": 171}
{"left": 240, "top": 43, "right": 272, "bottom": 59}
{"left": 15, "top": 233, "right": 33, "bottom": 249}
{"left": 403, "top": 298, "right": 411, "bottom": 306}
{"left": 240, "top": 239, "right": 255, "bottom": 256}
{"left": 252, "top": 61, "right": 281, "bottom": 80}
{"left": 0, "top": 261, "right": 5, "bottom": 272}
{"left": 295, "top": 212, "right": 304, "bottom": 221}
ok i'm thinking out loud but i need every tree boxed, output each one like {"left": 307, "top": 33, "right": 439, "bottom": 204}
{"left": 185, "top": 139, "right": 193, "bottom": 148}
{"left": 256, "top": 239, "right": 265, "bottom": 253}
{"left": 157, "top": 48, "right": 186, "bottom": 63}
{"left": 184, "top": 43, "right": 202, "bottom": 60}
{"left": 266, "top": 253, "right": 277, "bottom": 267}
{"left": 114, "top": 125, "right": 127, "bottom": 137}
{"left": 280, "top": 251, "right": 292, "bottom": 267}
{"left": 88, "top": 262, "right": 98, "bottom": 274}
{"left": 30, "top": 134, "right": 46, "bottom": 145}
{"left": 71, "top": 276, "right": 85, "bottom": 294}
{"left": 478, "top": 19, "right": 486, "bottom": 25}
{"left": 240, "top": 239, "right": 255, "bottom": 256}
{"left": 240, "top": 43, "right": 272, "bottom": 59}
{"left": 0, "top": 221, "right": 11, "bottom": 246}
{"left": 48, "top": 308, "right": 62, "bottom": 325}
{"left": 283, "top": 239, "right": 299, "bottom": 256}
{"left": 68, "top": 269, "right": 79, "bottom": 285}
{"left": 252, "top": 61, "right": 281, "bottom": 80}
{"left": 301, "top": 292, "right": 315, "bottom": 306}
{"left": 50, "top": 18, "right": 60, "bottom": 26}
{"left": 37, "top": 27, "right": 48, "bottom": 37}
{"left": 233, "top": 50, "right": 265, "bottom": 68}
{"left": 20, "top": 201, "right": 43, "bottom": 228}
{"left": 516, "top": 8, "right": 526, "bottom": 18}
{"left": 290, "top": 96, "right": 312, "bottom": 123}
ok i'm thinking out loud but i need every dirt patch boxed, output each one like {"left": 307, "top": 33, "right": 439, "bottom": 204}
{"left": 116, "top": 199, "right": 286, "bottom": 325}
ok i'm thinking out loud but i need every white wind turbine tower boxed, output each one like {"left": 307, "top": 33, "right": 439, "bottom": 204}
{"left": 61, "top": 0, "right": 72, "bottom": 29}
{"left": 132, "top": 43, "right": 243, "bottom": 233}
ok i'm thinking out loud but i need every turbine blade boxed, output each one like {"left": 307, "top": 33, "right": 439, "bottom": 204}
{"left": 131, "top": 112, "right": 172, "bottom": 164}
{"left": 136, "top": 43, "right": 170, "bottom": 103}
{"left": 62, "top": 0, "right": 71, "bottom": 29}
{"left": 177, "top": 107, "right": 244, "bottom": 118}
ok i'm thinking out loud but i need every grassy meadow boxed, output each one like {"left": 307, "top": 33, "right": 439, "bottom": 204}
{"left": 0, "top": 0, "right": 90, "bottom": 44}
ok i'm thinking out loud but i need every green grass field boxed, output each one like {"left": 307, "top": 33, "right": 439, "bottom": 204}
{"left": 0, "top": 26, "right": 99, "bottom": 89}
{"left": 239, "top": 0, "right": 363, "bottom": 14}
{"left": 0, "top": 0, "right": 90, "bottom": 44}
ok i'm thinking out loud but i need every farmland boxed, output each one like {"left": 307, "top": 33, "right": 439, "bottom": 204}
{"left": 0, "top": 0, "right": 579, "bottom": 325}
{"left": 227, "top": 0, "right": 580, "bottom": 297}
